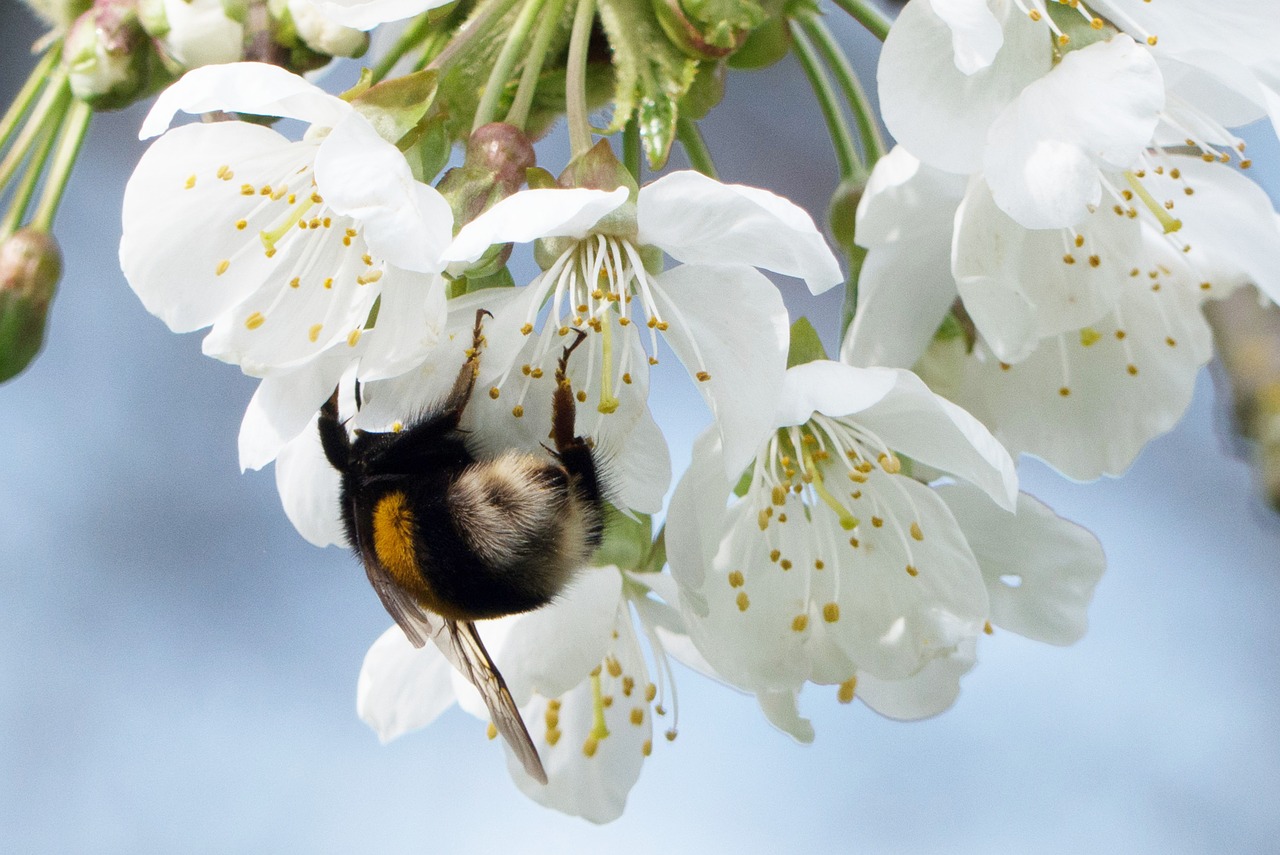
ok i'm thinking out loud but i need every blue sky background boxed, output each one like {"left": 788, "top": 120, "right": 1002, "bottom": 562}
{"left": 1, "top": 1, "right": 1278, "bottom": 851}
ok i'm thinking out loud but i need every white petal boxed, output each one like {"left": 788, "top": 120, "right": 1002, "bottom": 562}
{"left": 238, "top": 353, "right": 348, "bottom": 470}
{"left": 776, "top": 361, "right": 897, "bottom": 428}
{"left": 938, "top": 484, "right": 1104, "bottom": 645}
{"left": 756, "top": 689, "right": 814, "bottom": 743}
{"left": 931, "top": 0, "right": 1004, "bottom": 75}
{"left": 357, "top": 624, "right": 457, "bottom": 742}
{"left": 923, "top": 244, "right": 1213, "bottom": 479}
{"left": 650, "top": 264, "right": 789, "bottom": 476}
{"left": 483, "top": 568, "right": 624, "bottom": 706}
{"left": 845, "top": 148, "right": 967, "bottom": 370}
{"left": 855, "top": 637, "right": 976, "bottom": 720}
{"left": 506, "top": 602, "right": 653, "bottom": 823}
{"left": 664, "top": 427, "right": 730, "bottom": 595}
{"left": 878, "top": 0, "right": 1051, "bottom": 173}
{"left": 983, "top": 36, "right": 1164, "bottom": 229}
{"left": 823, "top": 469, "right": 988, "bottom": 680}
{"left": 952, "top": 177, "right": 1141, "bottom": 363}
{"left": 781, "top": 362, "right": 1018, "bottom": 509}
{"left": 274, "top": 420, "right": 346, "bottom": 548}
{"left": 316, "top": 115, "right": 453, "bottom": 273}
{"left": 140, "top": 62, "right": 351, "bottom": 139}
{"left": 637, "top": 171, "right": 843, "bottom": 294}
{"left": 443, "top": 188, "right": 629, "bottom": 264}
{"left": 355, "top": 269, "right": 448, "bottom": 381}
{"left": 307, "top": 0, "right": 452, "bottom": 29}
{"left": 120, "top": 122, "right": 306, "bottom": 333}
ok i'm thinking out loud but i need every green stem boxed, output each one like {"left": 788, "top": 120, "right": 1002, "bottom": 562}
{"left": 0, "top": 103, "right": 61, "bottom": 238}
{"left": 474, "top": 0, "right": 548, "bottom": 131}
{"left": 675, "top": 117, "right": 717, "bottom": 179}
{"left": 505, "top": 0, "right": 569, "bottom": 129}
{"left": 427, "top": 0, "right": 524, "bottom": 72}
{"left": 0, "top": 72, "right": 70, "bottom": 193}
{"left": 565, "top": 0, "right": 596, "bottom": 157}
{"left": 31, "top": 99, "right": 91, "bottom": 232}
{"left": 622, "top": 115, "right": 641, "bottom": 181}
{"left": 828, "top": 0, "right": 892, "bottom": 42}
{"left": 789, "top": 20, "right": 858, "bottom": 180}
{"left": 802, "top": 15, "right": 886, "bottom": 164}
{"left": 0, "top": 47, "right": 60, "bottom": 154}
{"left": 371, "top": 10, "right": 437, "bottom": 82}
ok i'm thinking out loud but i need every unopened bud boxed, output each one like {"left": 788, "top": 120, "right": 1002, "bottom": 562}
{"left": 280, "top": 0, "right": 368, "bottom": 59}
{"left": 64, "top": 3, "right": 151, "bottom": 109}
{"left": 0, "top": 230, "right": 62, "bottom": 382}
{"left": 140, "top": 0, "right": 246, "bottom": 72}
{"left": 438, "top": 124, "right": 537, "bottom": 229}
{"left": 653, "top": 0, "right": 763, "bottom": 60}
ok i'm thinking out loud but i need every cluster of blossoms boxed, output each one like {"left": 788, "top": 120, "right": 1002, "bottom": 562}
{"left": 7, "top": 0, "right": 1280, "bottom": 825}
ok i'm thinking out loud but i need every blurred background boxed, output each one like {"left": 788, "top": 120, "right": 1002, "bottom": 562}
{"left": 1, "top": 0, "right": 1278, "bottom": 851}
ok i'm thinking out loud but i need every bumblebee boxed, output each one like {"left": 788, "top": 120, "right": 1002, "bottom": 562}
{"left": 319, "top": 310, "right": 604, "bottom": 784}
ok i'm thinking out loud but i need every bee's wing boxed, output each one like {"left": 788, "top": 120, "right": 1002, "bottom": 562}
{"left": 352, "top": 518, "right": 439, "bottom": 648}
{"left": 442, "top": 619, "right": 549, "bottom": 786}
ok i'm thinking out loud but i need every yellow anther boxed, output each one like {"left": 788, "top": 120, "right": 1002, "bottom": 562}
{"left": 736, "top": 591, "right": 750, "bottom": 612}
{"left": 665, "top": 729, "right": 677, "bottom": 742}
{"left": 837, "top": 677, "right": 857, "bottom": 704}
{"left": 1165, "top": 336, "right": 1177, "bottom": 347}
{"left": 769, "top": 549, "right": 781, "bottom": 563}
{"left": 814, "top": 559, "right": 825, "bottom": 570}
{"left": 878, "top": 453, "right": 901, "bottom": 474}
{"left": 606, "top": 656, "right": 623, "bottom": 678}
{"left": 791, "top": 614, "right": 809, "bottom": 632}
{"left": 696, "top": 371, "right": 711, "bottom": 382}
{"left": 488, "top": 387, "right": 500, "bottom": 399}
{"left": 235, "top": 219, "right": 247, "bottom": 230}
{"left": 780, "top": 559, "right": 792, "bottom": 570}
{"left": 244, "top": 312, "right": 265, "bottom": 330}
{"left": 512, "top": 405, "right": 524, "bottom": 418}
{"left": 1063, "top": 254, "right": 1076, "bottom": 265}
{"left": 308, "top": 324, "right": 322, "bottom": 342}
{"left": 622, "top": 373, "right": 632, "bottom": 384}
{"left": 216, "top": 260, "right": 230, "bottom": 276}
{"left": 1080, "top": 328, "right": 1102, "bottom": 347}
{"left": 823, "top": 603, "right": 840, "bottom": 623}
{"left": 323, "top": 278, "right": 333, "bottom": 289}
{"left": 1127, "top": 364, "right": 1139, "bottom": 376}
{"left": 984, "top": 621, "right": 994, "bottom": 635}
{"left": 630, "top": 708, "right": 644, "bottom": 726}
{"left": 728, "top": 570, "right": 745, "bottom": 588}
{"left": 1059, "top": 387, "right": 1071, "bottom": 397}
{"left": 583, "top": 736, "right": 599, "bottom": 758}
{"left": 645, "top": 683, "right": 657, "bottom": 702}
{"left": 849, "top": 536, "right": 860, "bottom": 548}
{"left": 347, "top": 329, "right": 362, "bottom": 347}
{"left": 486, "top": 722, "right": 497, "bottom": 740}
{"left": 240, "top": 184, "right": 255, "bottom": 195}
{"left": 906, "top": 564, "right": 919, "bottom": 577}
{"left": 546, "top": 728, "right": 562, "bottom": 746}
{"left": 642, "top": 740, "right": 652, "bottom": 756}
{"left": 871, "top": 516, "right": 883, "bottom": 528}
{"left": 910, "top": 522, "right": 924, "bottom": 541}
{"left": 185, "top": 175, "right": 197, "bottom": 189}
{"left": 622, "top": 676, "right": 635, "bottom": 696}
{"left": 530, "top": 367, "right": 544, "bottom": 379}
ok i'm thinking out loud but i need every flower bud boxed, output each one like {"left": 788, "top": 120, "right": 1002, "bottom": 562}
{"left": 279, "top": 0, "right": 368, "bottom": 59}
{"left": 652, "top": 0, "right": 763, "bottom": 60}
{"left": 21, "top": 0, "right": 93, "bottom": 29}
{"left": 64, "top": 2, "right": 152, "bottom": 109}
{"left": 438, "top": 124, "right": 537, "bottom": 228}
{"left": 0, "top": 230, "right": 62, "bottom": 382}
{"left": 139, "top": 0, "right": 246, "bottom": 72}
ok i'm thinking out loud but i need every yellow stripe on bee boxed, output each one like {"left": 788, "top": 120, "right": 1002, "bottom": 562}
{"left": 372, "top": 491, "right": 422, "bottom": 593}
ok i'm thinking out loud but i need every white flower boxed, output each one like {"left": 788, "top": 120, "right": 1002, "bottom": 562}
{"left": 440, "top": 171, "right": 843, "bottom": 479}
{"left": 121, "top": 63, "right": 453, "bottom": 462}
{"left": 357, "top": 566, "right": 693, "bottom": 824}
{"left": 667, "top": 362, "right": 1102, "bottom": 734}
{"left": 666, "top": 361, "right": 1017, "bottom": 706}
{"left": 847, "top": 146, "right": 1280, "bottom": 479}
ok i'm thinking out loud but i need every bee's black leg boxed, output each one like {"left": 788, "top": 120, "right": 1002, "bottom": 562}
{"left": 318, "top": 387, "right": 352, "bottom": 473}
{"left": 439, "top": 308, "right": 493, "bottom": 428}
{"left": 551, "top": 330, "right": 600, "bottom": 503}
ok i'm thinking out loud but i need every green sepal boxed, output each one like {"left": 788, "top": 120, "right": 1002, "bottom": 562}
{"left": 597, "top": 0, "right": 700, "bottom": 169}
{"left": 732, "top": 461, "right": 755, "bottom": 497}
{"left": 559, "top": 138, "right": 639, "bottom": 195}
{"left": 727, "top": 12, "right": 790, "bottom": 69}
{"left": 526, "top": 166, "right": 559, "bottom": 189}
{"left": 591, "top": 504, "right": 654, "bottom": 572}
{"left": 827, "top": 169, "right": 868, "bottom": 250}
{"left": 402, "top": 111, "right": 452, "bottom": 184}
{"left": 679, "top": 60, "right": 725, "bottom": 121}
{"left": 452, "top": 264, "right": 516, "bottom": 295}
{"left": 787, "top": 316, "right": 828, "bottom": 367}
{"left": 350, "top": 70, "right": 439, "bottom": 146}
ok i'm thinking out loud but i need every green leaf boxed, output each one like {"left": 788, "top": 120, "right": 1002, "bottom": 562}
{"left": 787, "top": 316, "right": 828, "bottom": 367}
{"left": 597, "top": 0, "right": 700, "bottom": 169}
{"left": 351, "top": 70, "right": 439, "bottom": 146}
